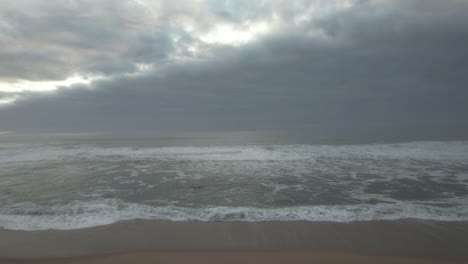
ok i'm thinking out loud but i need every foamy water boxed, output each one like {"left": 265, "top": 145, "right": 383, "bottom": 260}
{"left": 1, "top": 200, "right": 468, "bottom": 230}
{"left": 1, "top": 135, "right": 468, "bottom": 230}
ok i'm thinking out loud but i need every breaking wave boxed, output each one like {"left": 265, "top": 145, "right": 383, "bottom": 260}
{"left": 1, "top": 199, "right": 468, "bottom": 230}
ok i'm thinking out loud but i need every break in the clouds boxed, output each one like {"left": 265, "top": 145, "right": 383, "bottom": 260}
{"left": 0, "top": 0, "right": 468, "bottom": 133}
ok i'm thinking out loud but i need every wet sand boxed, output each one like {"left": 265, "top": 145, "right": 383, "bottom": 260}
{"left": 1, "top": 220, "right": 468, "bottom": 263}
{"left": 2, "top": 252, "right": 467, "bottom": 264}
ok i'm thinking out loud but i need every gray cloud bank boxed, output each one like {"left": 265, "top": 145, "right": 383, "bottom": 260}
{"left": 1, "top": 0, "right": 468, "bottom": 135}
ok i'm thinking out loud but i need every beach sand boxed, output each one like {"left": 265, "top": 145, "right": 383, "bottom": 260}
{"left": 1, "top": 220, "right": 468, "bottom": 263}
{"left": 3, "top": 252, "right": 467, "bottom": 264}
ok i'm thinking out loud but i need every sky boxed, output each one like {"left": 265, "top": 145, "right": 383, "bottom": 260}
{"left": 0, "top": 0, "right": 467, "bottom": 134}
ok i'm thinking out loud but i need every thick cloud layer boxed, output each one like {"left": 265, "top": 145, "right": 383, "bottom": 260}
{"left": 1, "top": 0, "right": 468, "bottom": 134}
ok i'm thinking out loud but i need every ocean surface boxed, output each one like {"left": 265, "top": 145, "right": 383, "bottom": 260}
{"left": 1, "top": 132, "right": 468, "bottom": 230}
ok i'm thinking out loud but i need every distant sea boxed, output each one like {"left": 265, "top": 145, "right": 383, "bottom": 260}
{"left": 1, "top": 131, "right": 468, "bottom": 230}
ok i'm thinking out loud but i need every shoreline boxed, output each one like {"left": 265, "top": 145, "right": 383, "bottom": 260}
{"left": 1, "top": 219, "right": 468, "bottom": 262}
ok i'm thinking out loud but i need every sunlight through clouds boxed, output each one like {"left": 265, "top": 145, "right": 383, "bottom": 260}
{"left": 1, "top": 0, "right": 468, "bottom": 132}
{"left": 0, "top": 75, "right": 99, "bottom": 93}
{"left": 199, "top": 21, "right": 270, "bottom": 45}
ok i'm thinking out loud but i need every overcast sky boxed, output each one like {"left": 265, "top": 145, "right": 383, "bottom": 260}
{"left": 0, "top": 0, "right": 467, "bottom": 134}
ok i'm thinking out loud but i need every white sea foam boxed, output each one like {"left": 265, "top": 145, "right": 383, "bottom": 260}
{"left": 2, "top": 141, "right": 467, "bottom": 231}
{"left": 1, "top": 199, "right": 468, "bottom": 230}
{"left": 1, "top": 141, "right": 467, "bottom": 164}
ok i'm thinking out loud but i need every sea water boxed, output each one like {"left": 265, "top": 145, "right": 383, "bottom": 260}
{"left": 1, "top": 131, "right": 468, "bottom": 230}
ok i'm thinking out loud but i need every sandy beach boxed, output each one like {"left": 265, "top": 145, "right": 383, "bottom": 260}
{"left": 1, "top": 219, "right": 468, "bottom": 263}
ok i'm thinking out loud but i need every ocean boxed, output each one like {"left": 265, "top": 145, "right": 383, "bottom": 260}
{"left": 1, "top": 131, "right": 468, "bottom": 230}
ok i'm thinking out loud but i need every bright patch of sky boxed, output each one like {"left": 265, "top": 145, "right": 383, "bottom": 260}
{"left": 0, "top": 74, "right": 97, "bottom": 93}
{"left": 200, "top": 21, "right": 270, "bottom": 45}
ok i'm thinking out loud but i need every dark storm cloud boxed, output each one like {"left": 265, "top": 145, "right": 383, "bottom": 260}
{"left": 1, "top": 0, "right": 468, "bottom": 133}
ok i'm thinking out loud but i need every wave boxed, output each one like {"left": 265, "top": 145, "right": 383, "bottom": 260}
{"left": 1, "top": 141, "right": 468, "bottom": 164}
{"left": 1, "top": 199, "right": 468, "bottom": 230}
